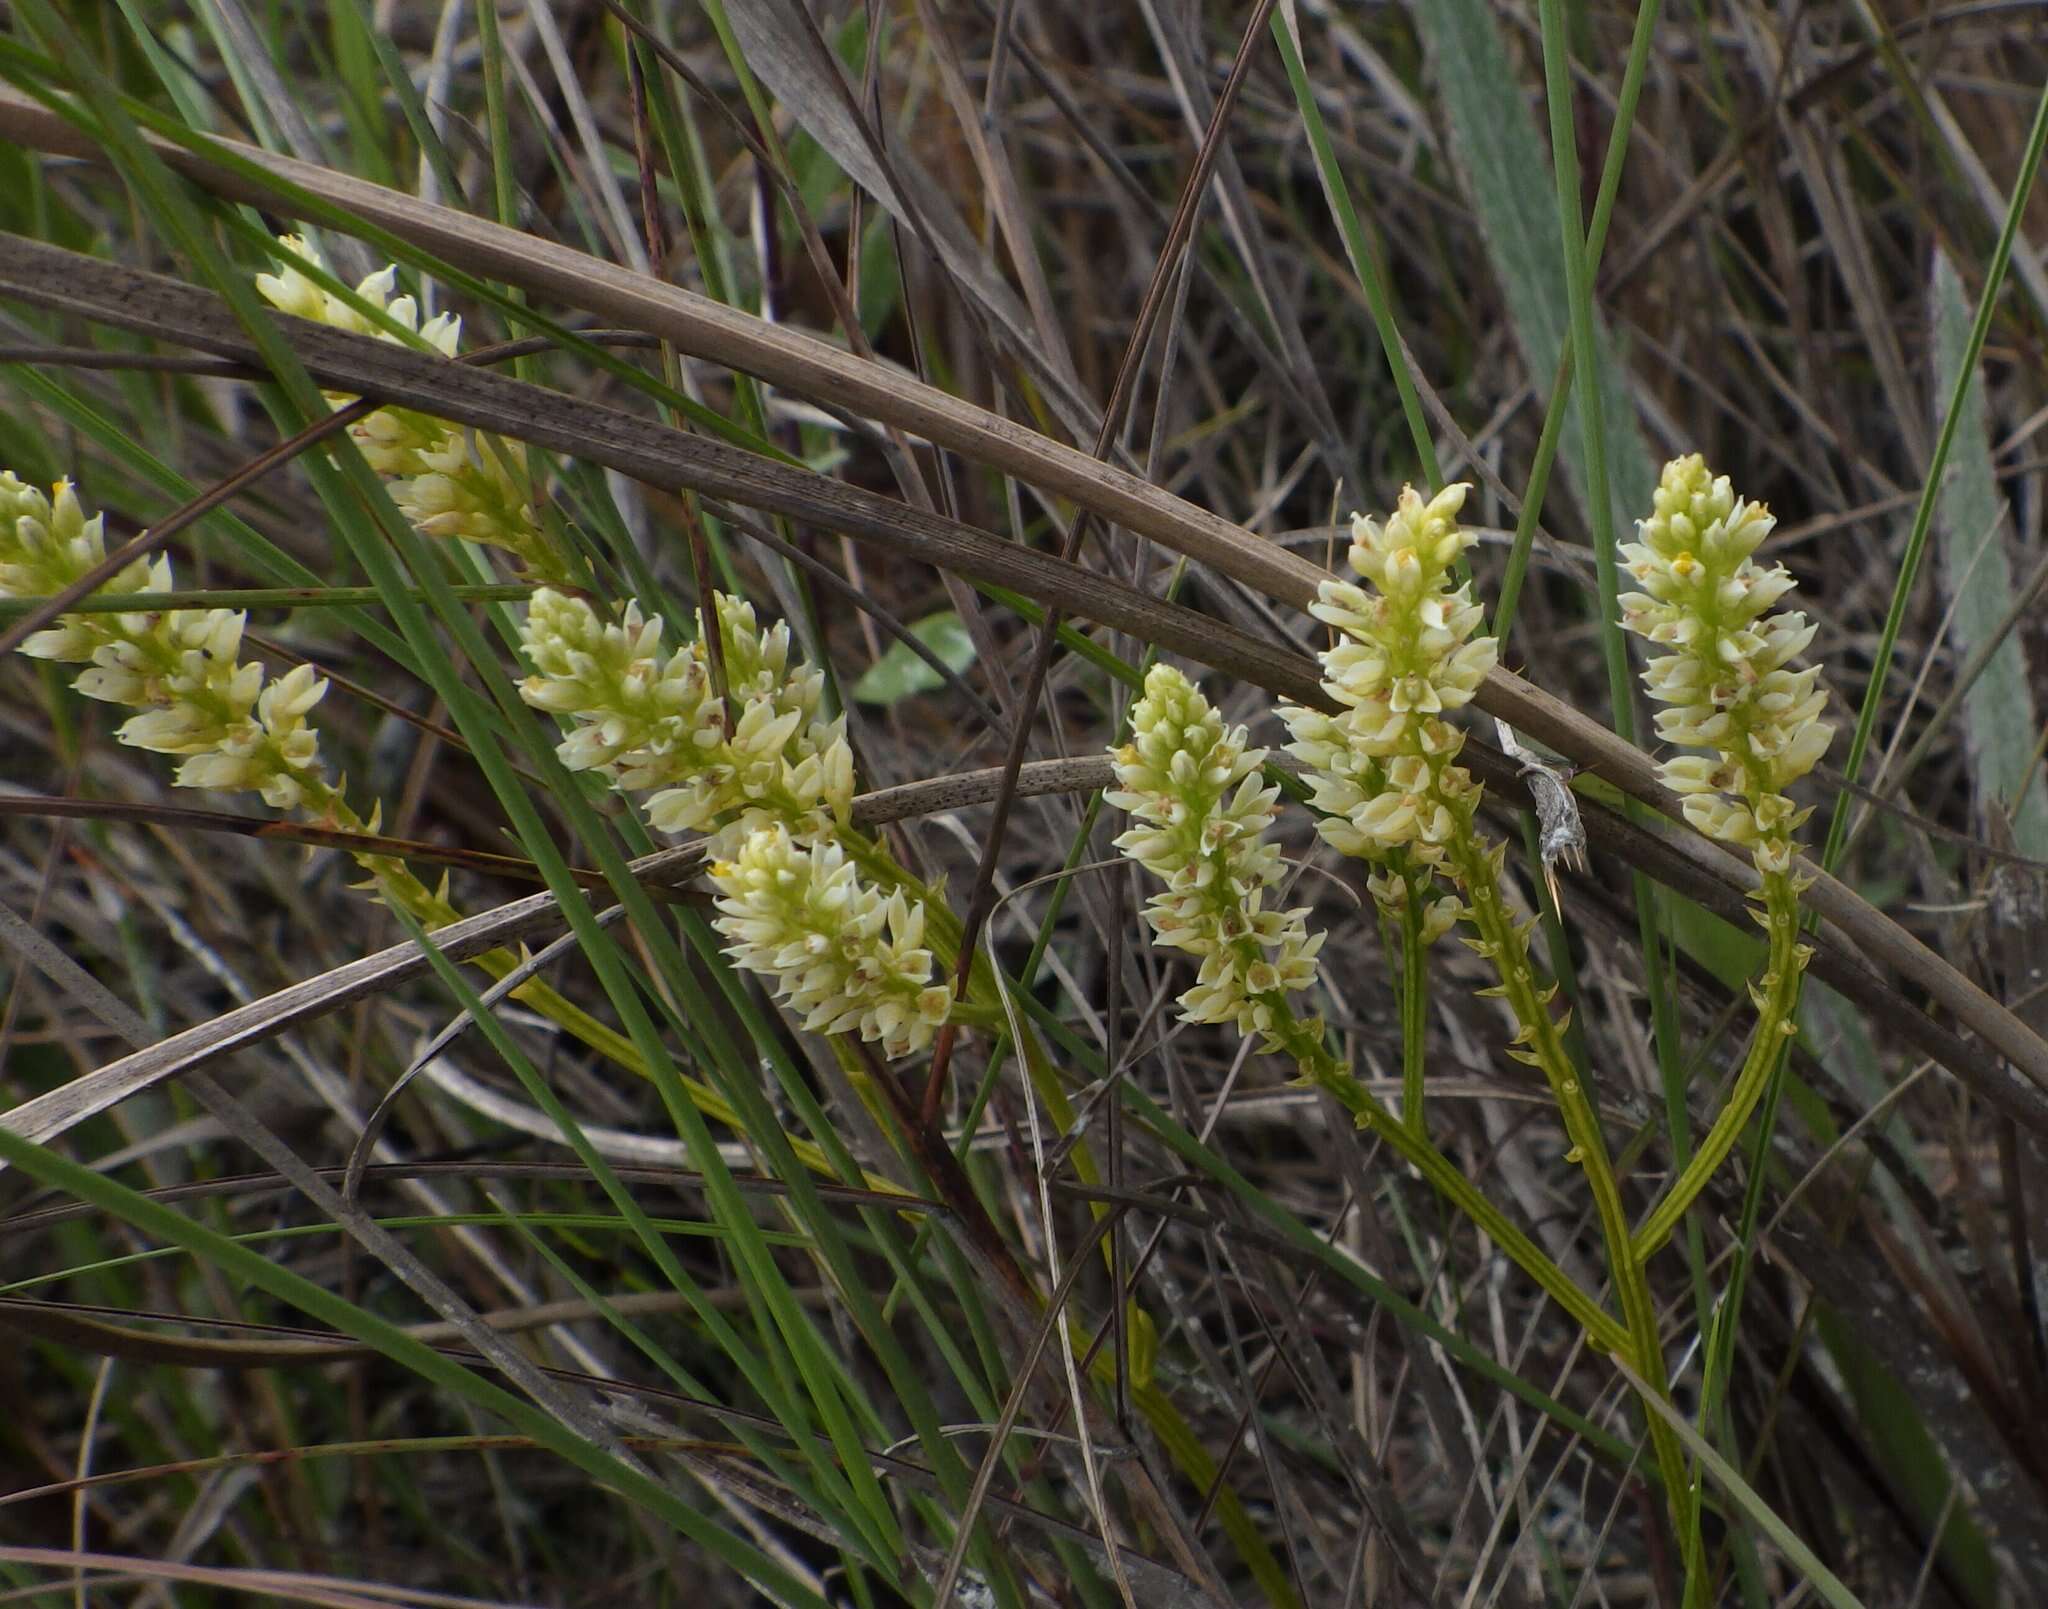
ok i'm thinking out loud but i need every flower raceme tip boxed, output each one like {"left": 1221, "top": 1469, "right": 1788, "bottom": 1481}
{"left": 1619, "top": 455, "right": 1832, "bottom": 870}
{"left": 1281, "top": 484, "right": 1492, "bottom": 914}
{"left": 256, "top": 234, "right": 556, "bottom": 579}
{"left": 709, "top": 825, "right": 953, "bottom": 1060}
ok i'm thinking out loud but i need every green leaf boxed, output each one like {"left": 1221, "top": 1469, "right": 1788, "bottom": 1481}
{"left": 1931, "top": 248, "right": 2048, "bottom": 855}
{"left": 1415, "top": 0, "right": 1657, "bottom": 533}
{"left": 851, "top": 610, "right": 977, "bottom": 705}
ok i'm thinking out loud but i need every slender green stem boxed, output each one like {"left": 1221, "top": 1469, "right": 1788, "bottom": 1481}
{"left": 1450, "top": 831, "right": 1698, "bottom": 1569}
{"left": 1268, "top": 10, "right": 1438, "bottom": 487}
{"left": 1258, "top": 994, "right": 1629, "bottom": 1357}
{"left": 1399, "top": 873, "right": 1429, "bottom": 1132}
{"left": 1632, "top": 872, "right": 1807, "bottom": 1261}
{"left": 1819, "top": 77, "right": 2048, "bottom": 877}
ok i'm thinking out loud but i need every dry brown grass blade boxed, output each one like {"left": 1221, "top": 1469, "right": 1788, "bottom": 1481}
{"left": 0, "top": 1288, "right": 697, "bottom": 1369}
{"left": 0, "top": 233, "right": 1319, "bottom": 699}
{"left": 0, "top": 791, "right": 690, "bottom": 898}
{"left": 0, "top": 845, "right": 705, "bottom": 1158}
{"left": 1, "top": 227, "right": 2044, "bottom": 1118}
{"left": 0, "top": 90, "right": 1324, "bottom": 599}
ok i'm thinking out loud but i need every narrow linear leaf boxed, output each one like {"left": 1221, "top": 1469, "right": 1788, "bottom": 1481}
{"left": 1930, "top": 247, "right": 2048, "bottom": 854}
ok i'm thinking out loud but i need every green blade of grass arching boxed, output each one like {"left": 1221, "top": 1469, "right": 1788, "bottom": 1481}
{"left": 0, "top": 1129, "right": 835, "bottom": 1608}
{"left": 1268, "top": 8, "right": 1436, "bottom": 488}
{"left": 1705, "top": 92, "right": 2048, "bottom": 1602}
{"left": 1819, "top": 83, "right": 2048, "bottom": 872}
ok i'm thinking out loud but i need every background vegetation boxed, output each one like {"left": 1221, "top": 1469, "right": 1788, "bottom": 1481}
{"left": 1, "top": 0, "right": 2045, "bottom": 1603}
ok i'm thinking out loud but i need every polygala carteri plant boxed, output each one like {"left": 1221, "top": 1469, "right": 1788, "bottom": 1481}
{"left": 1112, "top": 478, "right": 1832, "bottom": 1579}
{"left": 2, "top": 235, "right": 1835, "bottom": 1598}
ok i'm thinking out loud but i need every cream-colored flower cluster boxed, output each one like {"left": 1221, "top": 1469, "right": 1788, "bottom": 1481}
{"left": 1108, "top": 663, "right": 1322, "bottom": 1040}
{"left": 709, "top": 824, "right": 953, "bottom": 1058}
{"left": 1, "top": 473, "right": 330, "bottom": 810}
{"left": 256, "top": 235, "right": 556, "bottom": 577}
{"left": 1281, "top": 484, "right": 1493, "bottom": 940}
{"left": 518, "top": 587, "right": 853, "bottom": 843}
{"left": 521, "top": 585, "right": 953, "bottom": 1058}
{"left": 1620, "top": 455, "right": 1831, "bottom": 872}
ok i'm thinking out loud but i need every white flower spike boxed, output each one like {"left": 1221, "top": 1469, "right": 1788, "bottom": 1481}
{"left": 518, "top": 588, "right": 853, "bottom": 845}
{"left": 0, "top": 473, "right": 332, "bottom": 812}
{"left": 710, "top": 825, "right": 953, "bottom": 1059}
{"left": 1281, "top": 483, "right": 1492, "bottom": 932}
{"left": 1620, "top": 454, "right": 1832, "bottom": 874}
{"left": 1108, "top": 663, "right": 1322, "bottom": 1043}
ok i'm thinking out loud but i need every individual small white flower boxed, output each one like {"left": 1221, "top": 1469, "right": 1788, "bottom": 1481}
{"left": 0, "top": 473, "right": 332, "bottom": 812}
{"left": 255, "top": 235, "right": 555, "bottom": 578}
{"left": 1366, "top": 869, "right": 1466, "bottom": 946}
{"left": 710, "top": 824, "right": 952, "bottom": 1058}
{"left": 1108, "top": 663, "right": 1322, "bottom": 1040}
{"left": 518, "top": 587, "right": 853, "bottom": 843}
{"left": 1620, "top": 455, "right": 1832, "bottom": 870}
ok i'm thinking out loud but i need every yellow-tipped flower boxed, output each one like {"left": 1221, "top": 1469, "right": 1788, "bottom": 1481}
{"left": 519, "top": 588, "right": 853, "bottom": 844}
{"left": 0, "top": 473, "right": 330, "bottom": 811}
{"left": 1620, "top": 455, "right": 1831, "bottom": 871}
{"left": 1108, "top": 663, "right": 1322, "bottom": 1040}
{"left": 1282, "top": 485, "right": 1492, "bottom": 919}
{"left": 256, "top": 235, "right": 555, "bottom": 578}
{"left": 710, "top": 824, "right": 952, "bottom": 1059}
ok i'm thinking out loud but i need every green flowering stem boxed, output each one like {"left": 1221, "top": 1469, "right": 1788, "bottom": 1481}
{"left": 1398, "top": 869, "right": 1430, "bottom": 1133}
{"left": 1450, "top": 832, "right": 1697, "bottom": 1550}
{"left": 1631, "top": 871, "right": 1808, "bottom": 1261}
{"left": 1252, "top": 986, "right": 1629, "bottom": 1357}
